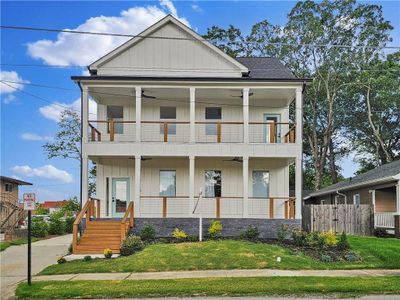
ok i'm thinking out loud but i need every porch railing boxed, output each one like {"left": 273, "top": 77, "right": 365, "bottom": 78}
{"left": 72, "top": 198, "right": 100, "bottom": 253}
{"left": 249, "top": 122, "right": 296, "bottom": 144}
{"left": 140, "top": 196, "right": 190, "bottom": 218}
{"left": 120, "top": 202, "right": 134, "bottom": 240}
{"left": 88, "top": 120, "right": 136, "bottom": 142}
{"left": 374, "top": 212, "right": 395, "bottom": 228}
{"left": 141, "top": 121, "right": 190, "bottom": 143}
{"left": 248, "top": 197, "right": 295, "bottom": 219}
{"left": 195, "top": 122, "right": 243, "bottom": 143}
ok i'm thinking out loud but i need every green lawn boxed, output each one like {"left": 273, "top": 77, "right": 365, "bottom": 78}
{"left": 40, "top": 236, "right": 400, "bottom": 275}
{"left": 0, "top": 237, "right": 40, "bottom": 252}
{"left": 16, "top": 276, "right": 400, "bottom": 298}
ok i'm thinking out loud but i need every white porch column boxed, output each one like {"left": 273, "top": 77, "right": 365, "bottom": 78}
{"left": 134, "top": 155, "right": 141, "bottom": 217}
{"left": 189, "top": 155, "right": 195, "bottom": 215}
{"left": 81, "top": 155, "right": 89, "bottom": 204}
{"left": 295, "top": 87, "right": 303, "bottom": 145}
{"left": 370, "top": 189, "right": 376, "bottom": 212}
{"left": 82, "top": 86, "right": 89, "bottom": 143}
{"left": 135, "top": 87, "right": 142, "bottom": 142}
{"left": 295, "top": 157, "right": 303, "bottom": 219}
{"left": 242, "top": 156, "right": 249, "bottom": 217}
{"left": 190, "top": 88, "right": 196, "bottom": 143}
{"left": 243, "top": 88, "right": 249, "bottom": 144}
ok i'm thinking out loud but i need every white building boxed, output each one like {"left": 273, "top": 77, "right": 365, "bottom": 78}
{"left": 72, "top": 15, "right": 309, "bottom": 252}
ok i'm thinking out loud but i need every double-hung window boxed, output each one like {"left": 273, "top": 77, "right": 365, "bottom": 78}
{"left": 159, "top": 170, "right": 176, "bottom": 197}
{"left": 160, "top": 107, "right": 176, "bottom": 135}
{"left": 252, "top": 171, "right": 269, "bottom": 198}
{"left": 205, "top": 170, "right": 221, "bottom": 197}
{"left": 205, "top": 107, "right": 221, "bottom": 135}
{"left": 353, "top": 194, "right": 361, "bottom": 205}
{"left": 4, "top": 183, "right": 13, "bottom": 192}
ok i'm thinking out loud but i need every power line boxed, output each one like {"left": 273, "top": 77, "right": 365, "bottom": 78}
{"left": 1, "top": 25, "right": 400, "bottom": 50}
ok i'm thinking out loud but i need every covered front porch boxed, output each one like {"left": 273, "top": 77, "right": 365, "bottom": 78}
{"left": 372, "top": 185, "right": 399, "bottom": 230}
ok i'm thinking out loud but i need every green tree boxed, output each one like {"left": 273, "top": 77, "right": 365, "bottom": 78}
{"left": 35, "top": 203, "right": 49, "bottom": 215}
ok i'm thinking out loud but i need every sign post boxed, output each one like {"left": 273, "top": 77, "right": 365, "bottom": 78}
{"left": 23, "top": 193, "right": 36, "bottom": 285}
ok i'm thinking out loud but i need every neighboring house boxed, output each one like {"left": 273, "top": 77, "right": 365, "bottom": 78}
{"left": 40, "top": 201, "right": 66, "bottom": 214}
{"left": 304, "top": 160, "right": 400, "bottom": 230}
{"left": 0, "top": 176, "right": 32, "bottom": 238}
{"left": 71, "top": 15, "right": 309, "bottom": 253}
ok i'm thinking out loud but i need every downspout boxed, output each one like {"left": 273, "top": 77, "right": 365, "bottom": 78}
{"left": 77, "top": 80, "right": 83, "bottom": 209}
{"left": 336, "top": 190, "right": 347, "bottom": 205}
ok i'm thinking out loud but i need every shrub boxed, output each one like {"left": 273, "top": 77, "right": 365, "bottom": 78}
{"left": 344, "top": 254, "right": 359, "bottom": 262}
{"left": 320, "top": 254, "right": 333, "bottom": 263}
{"left": 337, "top": 231, "right": 350, "bottom": 251}
{"left": 64, "top": 216, "right": 75, "bottom": 234}
{"left": 186, "top": 234, "right": 198, "bottom": 242}
{"left": 277, "top": 224, "right": 292, "bottom": 242}
{"left": 374, "top": 228, "right": 390, "bottom": 238}
{"left": 83, "top": 255, "right": 92, "bottom": 262}
{"left": 57, "top": 256, "right": 66, "bottom": 264}
{"left": 68, "top": 243, "right": 73, "bottom": 254}
{"left": 172, "top": 228, "right": 187, "bottom": 240}
{"left": 48, "top": 212, "right": 65, "bottom": 235}
{"left": 31, "top": 218, "right": 48, "bottom": 238}
{"left": 140, "top": 224, "right": 156, "bottom": 241}
{"left": 120, "top": 235, "right": 144, "bottom": 256}
{"left": 103, "top": 248, "right": 113, "bottom": 259}
{"left": 306, "top": 231, "right": 327, "bottom": 249}
{"left": 208, "top": 220, "right": 222, "bottom": 238}
{"left": 320, "top": 230, "right": 337, "bottom": 246}
{"left": 291, "top": 229, "right": 308, "bottom": 247}
{"left": 241, "top": 225, "right": 260, "bottom": 240}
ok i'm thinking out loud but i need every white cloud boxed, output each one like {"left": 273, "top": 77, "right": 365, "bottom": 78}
{"left": 27, "top": 1, "right": 189, "bottom": 66}
{"left": 39, "top": 98, "right": 97, "bottom": 122}
{"left": 0, "top": 71, "right": 30, "bottom": 104}
{"left": 21, "top": 133, "right": 53, "bottom": 141}
{"left": 12, "top": 164, "right": 74, "bottom": 183}
{"left": 191, "top": 4, "right": 203, "bottom": 13}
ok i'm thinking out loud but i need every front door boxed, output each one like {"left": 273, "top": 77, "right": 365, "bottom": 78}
{"left": 264, "top": 113, "right": 281, "bottom": 143}
{"left": 112, "top": 178, "right": 130, "bottom": 217}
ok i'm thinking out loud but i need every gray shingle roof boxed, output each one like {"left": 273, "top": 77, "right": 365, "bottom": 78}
{"left": 307, "top": 160, "right": 400, "bottom": 197}
{"left": 235, "top": 57, "right": 296, "bottom": 79}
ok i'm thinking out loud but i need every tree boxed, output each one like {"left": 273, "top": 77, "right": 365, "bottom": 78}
{"left": 61, "top": 197, "right": 81, "bottom": 216}
{"left": 35, "top": 203, "right": 49, "bottom": 215}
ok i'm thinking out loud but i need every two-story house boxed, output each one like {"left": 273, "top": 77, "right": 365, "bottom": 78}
{"left": 71, "top": 15, "right": 309, "bottom": 254}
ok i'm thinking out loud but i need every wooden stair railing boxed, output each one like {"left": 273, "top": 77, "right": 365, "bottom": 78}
{"left": 284, "top": 125, "right": 296, "bottom": 143}
{"left": 120, "top": 202, "right": 134, "bottom": 242}
{"left": 72, "top": 198, "right": 100, "bottom": 253}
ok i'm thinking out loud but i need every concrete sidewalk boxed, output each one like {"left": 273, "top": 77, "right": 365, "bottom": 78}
{"left": 0, "top": 234, "right": 72, "bottom": 299}
{"left": 34, "top": 268, "right": 400, "bottom": 282}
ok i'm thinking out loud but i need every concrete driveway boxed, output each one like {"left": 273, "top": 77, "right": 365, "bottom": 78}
{"left": 0, "top": 234, "right": 71, "bottom": 299}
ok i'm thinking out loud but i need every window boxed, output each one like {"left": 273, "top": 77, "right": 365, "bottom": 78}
{"left": 205, "top": 170, "right": 221, "bottom": 197}
{"left": 160, "top": 170, "right": 176, "bottom": 197}
{"left": 252, "top": 171, "right": 269, "bottom": 198}
{"left": 107, "top": 106, "right": 123, "bottom": 134}
{"left": 205, "top": 107, "right": 221, "bottom": 135}
{"left": 4, "top": 183, "right": 13, "bottom": 192}
{"left": 160, "top": 107, "right": 176, "bottom": 135}
{"left": 353, "top": 194, "right": 361, "bottom": 205}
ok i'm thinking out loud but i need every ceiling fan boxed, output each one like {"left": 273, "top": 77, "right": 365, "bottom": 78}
{"left": 223, "top": 157, "right": 243, "bottom": 163}
{"left": 230, "top": 92, "right": 254, "bottom": 98}
{"left": 142, "top": 90, "right": 156, "bottom": 99}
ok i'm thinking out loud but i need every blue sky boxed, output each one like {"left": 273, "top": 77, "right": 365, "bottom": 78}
{"left": 1, "top": 1, "right": 399, "bottom": 202}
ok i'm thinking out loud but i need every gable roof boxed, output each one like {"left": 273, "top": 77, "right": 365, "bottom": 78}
{"left": 0, "top": 176, "right": 32, "bottom": 186}
{"left": 89, "top": 15, "right": 248, "bottom": 74}
{"left": 306, "top": 160, "right": 400, "bottom": 198}
{"left": 235, "top": 57, "right": 296, "bottom": 79}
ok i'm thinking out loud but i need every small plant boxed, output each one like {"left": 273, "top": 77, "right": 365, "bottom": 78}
{"left": 64, "top": 216, "right": 75, "bottom": 234}
{"left": 241, "top": 225, "right": 260, "bottom": 240}
{"left": 103, "top": 248, "right": 113, "bottom": 259}
{"left": 186, "top": 234, "right": 198, "bottom": 242}
{"left": 57, "top": 256, "right": 66, "bottom": 264}
{"left": 31, "top": 218, "right": 49, "bottom": 238}
{"left": 277, "top": 224, "right": 292, "bottom": 242}
{"left": 320, "top": 254, "right": 333, "bottom": 263}
{"left": 374, "top": 228, "right": 390, "bottom": 238}
{"left": 344, "top": 254, "right": 359, "bottom": 262}
{"left": 208, "top": 220, "right": 222, "bottom": 238}
{"left": 337, "top": 231, "right": 350, "bottom": 251}
{"left": 140, "top": 224, "right": 156, "bottom": 241}
{"left": 172, "top": 228, "right": 187, "bottom": 240}
{"left": 83, "top": 255, "right": 92, "bottom": 262}
{"left": 120, "top": 235, "right": 144, "bottom": 256}
{"left": 320, "top": 230, "right": 337, "bottom": 246}
{"left": 291, "top": 229, "right": 308, "bottom": 247}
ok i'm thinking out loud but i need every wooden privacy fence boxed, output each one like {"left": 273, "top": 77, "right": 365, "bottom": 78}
{"left": 302, "top": 204, "right": 374, "bottom": 236}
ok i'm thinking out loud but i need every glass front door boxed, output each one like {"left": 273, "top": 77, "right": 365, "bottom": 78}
{"left": 112, "top": 178, "right": 130, "bottom": 217}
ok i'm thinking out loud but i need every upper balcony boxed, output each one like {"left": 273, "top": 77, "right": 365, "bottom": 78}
{"left": 84, "top": 86, "right": 300, "bottom": 147}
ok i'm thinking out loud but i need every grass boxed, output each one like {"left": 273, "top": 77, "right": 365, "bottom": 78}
{"left": 0, "top": 237, "right": 40, "bottom": 252}
{"left": 16, "top": 276, "right": 400, "bottom": 298}
{"left": 40, "top": 236, "right": 400, "bottom": 275}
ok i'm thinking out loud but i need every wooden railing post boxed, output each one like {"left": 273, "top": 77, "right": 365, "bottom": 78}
{"left": 72, "top": 224, "right": 78, "bottom": 252}
{"left": 109, "top": 120, "right": 114, "bottom": 142}
{"left": 290, "top": 199, "right": 295, "bottom": 219}
{"left": 270, "top": 122, "right": 276, "bottom": 143}
{"left": 163, "top": 197, "right": 167, "bottom": 218}
{"left": 98, "top": 131, "right": 102, "bottom": 142}
{"left": 163, "top": 122, "right": 168, "bottom": 142}
{"left": 91, "top": 126, "right": 95, "bottom": 142}
{"left": 216, "top": 197, "right": 221, "bottom": 218}
{"left": 217, "top": 122, "right": 221, "bottom": 143}
{"left": 130, "top": 202, "right": 134, "bottom": 227}
{"left": 290, "top": 126, "right": 295, "bottom": 143}
{"left": 284, "top": 201, "right": 289, "bottom": 219}
{"left": 269, "top": 198, "right": 274, "bottom": 219}
{"left": 96, "top": 199, "right": 100, "bottom": 218}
